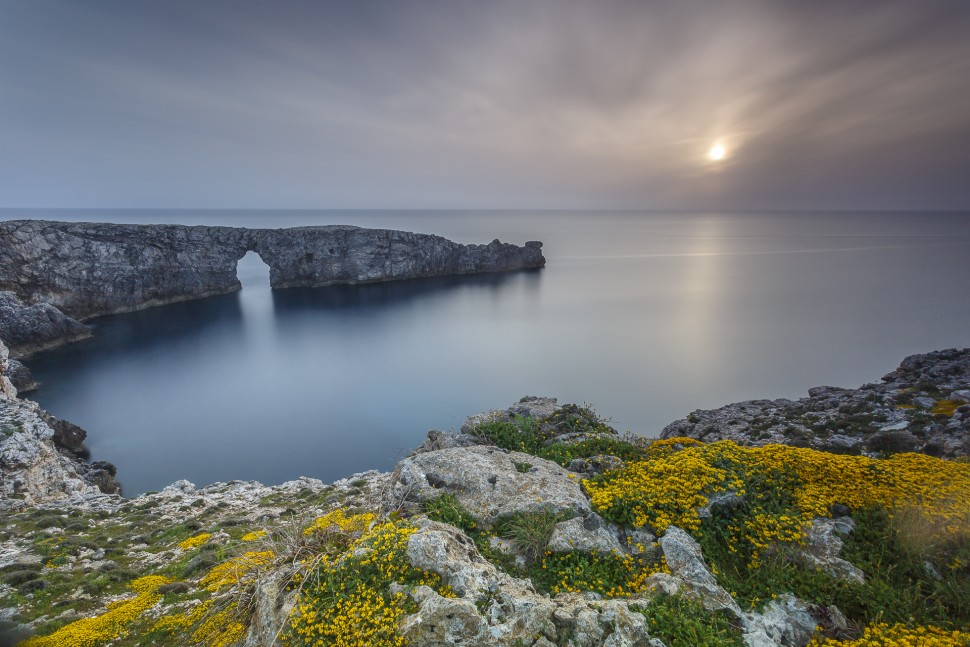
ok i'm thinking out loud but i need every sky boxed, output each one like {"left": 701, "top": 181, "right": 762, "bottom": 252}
{"left": 1, "top": 0, "right": 969, "bottom": 210}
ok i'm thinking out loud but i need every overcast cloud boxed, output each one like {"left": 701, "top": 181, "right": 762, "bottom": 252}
{"left": 1, "top": 0, "right": 968, "bottom": 209}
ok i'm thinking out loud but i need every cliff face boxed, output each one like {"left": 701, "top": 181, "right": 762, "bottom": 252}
{"left": 0, "top": 220, "right": 545, "bottom": 356}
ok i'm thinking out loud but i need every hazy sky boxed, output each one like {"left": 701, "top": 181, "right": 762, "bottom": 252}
{"left": 2, "top": 0, "right": 969, "bottom": 210}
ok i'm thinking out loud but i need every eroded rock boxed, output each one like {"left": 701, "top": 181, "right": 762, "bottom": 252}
{"left": 389, "top": 445, "right": 590, "bottom": 523}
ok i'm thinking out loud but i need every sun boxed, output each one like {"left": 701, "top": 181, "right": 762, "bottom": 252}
{"left": 708, "top": 143, "right": 726, "bottom": 161}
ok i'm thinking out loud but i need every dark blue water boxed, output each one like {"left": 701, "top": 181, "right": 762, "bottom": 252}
{"left": 5, "top": 210, "right": 970, "bottom": 495}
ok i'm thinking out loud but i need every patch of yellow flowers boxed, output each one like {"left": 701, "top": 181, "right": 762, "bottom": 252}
{"left": 584, "top": 439, "right": 970, "bottom": 559}
{"left": 303, "top": 509, "right": 377, "bottom": 536}
{"left": 287, "top": 512, "right": 453, "bottom": 647}
{"left": 179, "top": 532, "right": 212, "bottom": 550}
{"left": 809, "top": 622, "right": 970, "bottom": 646}
{"left": 21, "top": 575, "right": 171, "bottom": 647}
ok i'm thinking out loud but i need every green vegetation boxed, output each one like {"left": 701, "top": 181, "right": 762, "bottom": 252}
{"left": 699, "top": 506, "right": 970, "bottom": 627}
{"left": 492, "top": 509, "right": 569, "bottom": 562}
{"left": 471, "top": 404, "right": 644, "bottom": 467}
{"left": 636, "top": 593, "right": 744, "bottom": 647}
{"left": 422, "top": 492, "right": 477, "bottom": 532}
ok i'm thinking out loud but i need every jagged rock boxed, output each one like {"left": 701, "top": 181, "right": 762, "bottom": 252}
{"left": 44, "top": 415, "right": 89, "bottom": 459}
{"left": 548, "top": 513, "right": 656, "bottom": 557}
{"left": 697, "top": 490, "right": 743, "bottom": 519}
{"left": 549, "top": 514, "right": 627, "bottom": 554}
{"left": 0, "top": 292, "right": 90, "bottom": 357}
{"left": 506, "top": 396, "right": 560, "bottom": 421}
{"left": 243, "top": 570, "right": 296, "bottom": 647}
{"left": 5, "top": 360, "right": 37, "bottom": 393}
{"left": 389, "top": 445, "right": 591, "bottom": 523}
{"left": 789, "top": 517, "right": 864, "bottom": 584}
{"left": 461, "top": 396, "right": 561, "bottom": 434}
{"left": 568, "top": 454, "right": 625, "bottom": 475}
{"left": 661, "top": 348, "right": 970, "bottom": 458}
{"left": 657, "top": 526, "right": 739, "bottom": 614}
{"left": 741, "top": 594, "right": 818, "bottom": 647}
{"left": 0, "top": 397, "right": 107, "bottom": 507}
{"left": 403, "top": 519, "right": 656, "bottom": 647}
{"left": 409, "top": 429, "right": 482, "bottom": 455}
{"left": 0, "top": 220, "right": 544, "bottom": 351}
{"left": 0, "top": 339, "right": 17, "bottom": 400}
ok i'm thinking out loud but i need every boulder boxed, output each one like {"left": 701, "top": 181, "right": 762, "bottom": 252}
{"left": 389, "top": 445, "right": 591, "bottom": 523}
{"left": 789, "top": 517, "right": 864, "bottom": 584}
{"left": 548, "top": 513, "right": 656, "bottom": 557}
{"left": 657, "top": 526, "right": 739, "bottom": 613}
{"left": 5, "top": 360, "right": 38, "bottom": 393}
{"left": 0, "top": 291, "right": 90, "bottom": 357}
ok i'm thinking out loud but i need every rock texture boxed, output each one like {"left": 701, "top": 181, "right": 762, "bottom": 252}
{"left": 4, "top": 359, "right": 37, "bottom": 393}
{"left": 0, "top": 220, "right": 544, "bottom": 354}
{"left": 0, "top": 291, "right": 90, "bottom": 357}
{"left": 389, "top": 445, "right": 591, "bottom": 523}
{"left": 0, "top": 339, "right": 119, "bottom": 508}
{"left": 662, "top": 348, "right": 970, "bottom": 458}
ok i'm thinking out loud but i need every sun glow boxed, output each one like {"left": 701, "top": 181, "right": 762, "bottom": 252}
{"left": 708, "top": 143, "right": 726, "bottom": 161}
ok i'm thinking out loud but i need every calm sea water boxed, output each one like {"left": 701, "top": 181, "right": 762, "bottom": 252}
{"left": 4, "top": 210, "right": 969, "bottom": 495}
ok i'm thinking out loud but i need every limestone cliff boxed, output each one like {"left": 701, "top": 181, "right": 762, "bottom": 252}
{"left": 0, "top": 220, "right": 545, "bottom": 355}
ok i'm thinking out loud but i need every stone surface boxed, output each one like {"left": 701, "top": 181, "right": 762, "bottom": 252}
{"left": 662, "top": 348, "right": 970, "bottom": 458}
{"left": 403, "top": 519, "right": 658, "bottom": 647}
{"left": 741, "top": 594, "right": 818, "bottom": 647}
{"left": 789, "top": 517, "right": 864, "bottom": 584}
{"left": 548, "top": 514, "right": 627, "bottom": 554}
{"left": 5, "top": 360, "right": 38, "bottom": 393}
{"left": 389, "top": 445, "right": 590, "bottom": 522}
{"left": 0, "top": 396, "right": 111, "bottom": 507}
{"left": 0, "top": 291, "right": 90, "bottom": 357}
{"left": 658, "top": 526, "right": 740, "bottom": 614}
{"left": 0, "top": 339, "right": 17, "bottom": 400}
{"left": 548, "top": 512, "right": 656, "bottom": 556}
{"left": 0, "top": 220, "right": 544, "bottom": 352}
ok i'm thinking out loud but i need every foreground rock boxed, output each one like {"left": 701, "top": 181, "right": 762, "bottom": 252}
{"left": 662, "top": 348, "right": 970, "bottom": 458}
{"left": 0, "top": 220, "right": 544, "bottom": 355}
{"left": 0, "top": 291, "right": 91, "bottom": 357}
{"left": 389, "top": 445, "right": 591, "bottom": 522}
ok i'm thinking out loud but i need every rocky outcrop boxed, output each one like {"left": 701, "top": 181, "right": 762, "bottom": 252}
{"left": 0, "top": 338, "right": 119, "bottom": 508}
{"left": 4, "top": 359, "right": 37, "bottom": 393}
{"left": 0, "top": 394, "right": 115, "bottom": 508}
{"left": 0, "top": 220, "right": 544, "bottom": 355}
{"left": 661, "top": 348, "right": 970, "bottom": 458}
{"left": 389, "top": 445, "right": 591, "bottom": 522}
{"left": 0, "top": 291, "right": 90, "bottom": 357}
{"left": 0, "top": 339, "right": 18, "bottom": 401}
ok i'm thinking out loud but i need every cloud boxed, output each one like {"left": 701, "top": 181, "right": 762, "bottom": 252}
{"left": 0, "top": 0, "right": 968, "bottom": 208}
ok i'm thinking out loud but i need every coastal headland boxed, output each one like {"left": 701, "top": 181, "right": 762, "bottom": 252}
{"left": 0, "top": 220, "right": 545, "bottom": 356}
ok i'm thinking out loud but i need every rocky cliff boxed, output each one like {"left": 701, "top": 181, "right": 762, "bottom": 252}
{"left": 0, "top": 220, "right": 545, "bottom": 356}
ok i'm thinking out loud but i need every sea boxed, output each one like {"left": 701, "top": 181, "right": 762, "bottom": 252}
{"left": 3, "top": 209, "right": 969, "bottom": 495}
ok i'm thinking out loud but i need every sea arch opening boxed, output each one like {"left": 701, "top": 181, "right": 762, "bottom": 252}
{"left": 236, "top": 250, "right": 272, "bottom": 292}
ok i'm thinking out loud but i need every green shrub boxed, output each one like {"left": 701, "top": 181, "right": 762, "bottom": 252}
{"left": 472, "top": 407, "right": 643, "bottom": 467}
{"left": 636, "top": 593, "right": 744, "bottom": 647}
{"left": 492, "top": 510, "right": 569, "bottom": 562}
{"left": 527, "top": 549, "right": 661, "bottom": 598}
{"left": 422, "top": 493, "right": 477, "bottom": 532}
